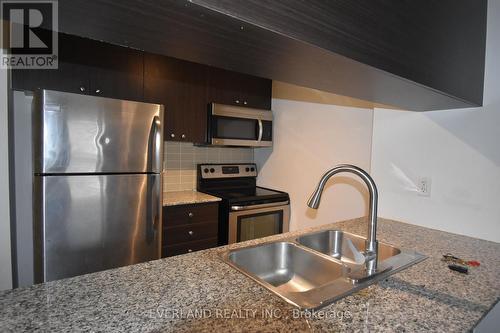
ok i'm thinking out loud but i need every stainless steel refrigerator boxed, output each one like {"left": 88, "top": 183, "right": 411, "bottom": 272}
{"left": 32, "top": 89, "right": 163, "bottom": 283}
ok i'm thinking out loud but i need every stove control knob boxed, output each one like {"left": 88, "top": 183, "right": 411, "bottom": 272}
{"left": 250, "top": 167, "right": 255, "bottom": 172}
{"left": 210, "top": 168, "right": 215, "bottom": 173}
{"left": 245, "top": 167, "right": 250, "bottom": 172}
{"left": 203, "top": 168, "right": 209, "bottom": 173}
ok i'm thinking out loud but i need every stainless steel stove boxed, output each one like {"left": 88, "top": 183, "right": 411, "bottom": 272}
{"left": 197, "top": 163, "right": 290, "bottom": 245}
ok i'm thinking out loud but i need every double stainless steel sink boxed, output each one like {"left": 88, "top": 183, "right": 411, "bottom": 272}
{"left": 221, "top": 229, "right": 426, "bottom": 309}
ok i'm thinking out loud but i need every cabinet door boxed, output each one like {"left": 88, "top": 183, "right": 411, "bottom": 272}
{"left": 241, "top": 75, "right": 272, "bottom": 110}
{"left": 11, "top": 34, "right": 89, "bottom": 94}
{"left": 144, "top": 54, "right": 208, "bottom": 143}
{"left": 11, "top": 33, "right": 144, "bottom": 101}
{"left": 207, "top": 67, "right": 244, "bottom": 107}
{"left": 11, "top": 61, "right": 89, "bottom": 94}
{"left": 207, "top": 67, "right": 272, "bottom": 110}
{"left": 87, "top": 42, "right": 144, "bottom": 101}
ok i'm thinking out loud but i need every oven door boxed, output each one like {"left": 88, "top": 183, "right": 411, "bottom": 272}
{"left": 228, "top": 201, "right": 290, "bottom": 244}
{"left": 208, "top": 103, "right": 272, "bottom": 147}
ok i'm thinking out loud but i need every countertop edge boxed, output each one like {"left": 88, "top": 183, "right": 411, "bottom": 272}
{"left": 162, "top": 190, "right": 221, "bottom": 207}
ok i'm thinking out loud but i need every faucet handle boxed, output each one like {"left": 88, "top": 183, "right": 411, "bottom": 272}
{"left": 342, "top": 238, "right": 365, "bottom": 264}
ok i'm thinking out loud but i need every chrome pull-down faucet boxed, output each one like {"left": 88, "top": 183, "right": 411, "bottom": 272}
{"left": 307, "top": 164, "right": 379, "bottom": 273}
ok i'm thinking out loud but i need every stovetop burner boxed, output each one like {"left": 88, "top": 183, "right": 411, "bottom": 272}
{"left": 196, "top": 163, "right": 290, "bottom": 246}
{"left": 196, "top": 163, "right": 289, "bottom": 205}
{"left": 203, "top": 186, "right": 288, "bottom": 205}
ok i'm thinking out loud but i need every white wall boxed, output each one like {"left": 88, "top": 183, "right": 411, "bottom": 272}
{"left": 255, "top": 97, "right": 373, "bottom": 231}
{"left": 371, "top": 0, "right": 500, "bottom": 243}
{"left": 0, "top": 66, "right": 13, "bottom": 289}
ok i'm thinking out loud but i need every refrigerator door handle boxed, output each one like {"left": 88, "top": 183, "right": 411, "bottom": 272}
{"left": 146, "top": 174, "right": 160, "bottom": 244}
{"left": 148, "top": 116, "right": 162, "bottom": 173}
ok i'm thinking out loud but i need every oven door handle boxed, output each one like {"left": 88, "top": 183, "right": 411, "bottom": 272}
{"left": 231, "top": 200, "right": 289, "bottom": 211}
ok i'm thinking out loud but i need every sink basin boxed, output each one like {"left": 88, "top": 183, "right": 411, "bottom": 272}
{"left": 227, "top": 242, "right": 347, "bottom": 293}
{"left": 221, "top": 230, "right": 427, "bottom": 309}
{"left": 297, "top": 230, "right": 401, "bottom": 264}
{"left": 224, "top": 241, "right": 356, "bottom": 308}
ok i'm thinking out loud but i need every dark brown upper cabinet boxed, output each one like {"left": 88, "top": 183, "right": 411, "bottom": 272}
{"left": 12, "top": 34, "right": 144, "bottom": 102}
{"left": 144, "top": 55, "right": 272, "bottom": 143}
{"left": 86, "top": 41, "right": 144, "bottom": 101}
{"left": 207, "top": 67, "right": 272, "bottom": 110}
{"left": 143, "top": 53, "right": 208, "bottom": 143}
{"left": 12, "top": 33, "right": 272, "bottom": 144}
{"left": 11, "top": 34, "right": 89, "bottom": 94}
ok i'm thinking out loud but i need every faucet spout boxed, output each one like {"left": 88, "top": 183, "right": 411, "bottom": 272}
{"left": 307, "top": 164, "right": 379, "bottom": 272}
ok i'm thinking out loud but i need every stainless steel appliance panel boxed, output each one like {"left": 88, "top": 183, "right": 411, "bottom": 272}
{"left": 228, "top": 203, "right": 290, "bottom": 244}
{"left": 208, "top": 103, "right": 273, "bottom": 147}
{"left": 33, "top": 90, "right": 163, "bottom": 174}
{"left": 34, "top": 174, "right": 161, "bottom": 282}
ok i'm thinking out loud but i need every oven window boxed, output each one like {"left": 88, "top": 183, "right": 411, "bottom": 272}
{"left": 237, "top": 210, "right": 283, "bottom": 242}
{"left": 212, "top": 116, "right": 258, "bottom": 140}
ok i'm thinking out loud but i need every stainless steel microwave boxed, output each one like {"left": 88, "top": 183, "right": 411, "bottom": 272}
{"left": 207, "top": 103, "right": 273, "bottom": 147}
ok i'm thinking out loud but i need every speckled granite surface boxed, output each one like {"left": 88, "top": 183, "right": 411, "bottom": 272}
{"left": 1, "top": 218, "right": 499, "bottom": 332}
{"left": 163, "top": 190, "right": 221, "bottom": 206}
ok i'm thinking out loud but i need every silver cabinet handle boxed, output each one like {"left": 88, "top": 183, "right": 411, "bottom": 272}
{"left": 235, "top": 100, "right": 240, "bottom": 104}
{"left": 188, "top": 249, "right": 193, "bottom": 253}
{"left": 188, "top": 230, "right": 194, "bottom": 236}
{"left": 243, "top": 101, "right": 248, "bottom": 105}
{"left": 95, "top": 89, "right": 101, "bottom": 94}
{"left": 79, "top": 87, "right": 85, "bottom": 92}
{"left": 170, "top": 133, "right": 175, "bottom": 138}
{"left": 181, "top": 134, "right": 186, "bottom": 139}
{"left": 188, "top": 212, "right": 194, "bottom": 218}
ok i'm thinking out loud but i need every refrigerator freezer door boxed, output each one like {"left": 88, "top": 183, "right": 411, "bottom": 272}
{"left": 33, "top": 90, "right": 163, "bottom": 174}
{"left": 34, "top": 174, "right": 161, "bottom": 283}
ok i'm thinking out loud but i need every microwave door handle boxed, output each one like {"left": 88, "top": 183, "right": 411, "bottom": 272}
{"left": 257, "top": 119, "right": 263, "bottom": 141}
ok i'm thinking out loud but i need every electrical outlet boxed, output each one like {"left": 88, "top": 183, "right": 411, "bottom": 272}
{"left": 417, "top": 177, "right": 431, "bottom": 197}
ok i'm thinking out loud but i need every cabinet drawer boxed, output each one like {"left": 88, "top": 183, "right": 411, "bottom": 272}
{"left": 162, "top": 238, "right": 218, "bottom": 257}
{"left": 163, "top": 203, "right": 218, "bottom": 227}
{"left": 163, "top": 222, "right": 218, "bottom": 245}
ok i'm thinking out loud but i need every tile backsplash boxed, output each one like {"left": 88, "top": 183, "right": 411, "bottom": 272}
{"left": 163, "top": 142, "right": 254, "bottom": 192}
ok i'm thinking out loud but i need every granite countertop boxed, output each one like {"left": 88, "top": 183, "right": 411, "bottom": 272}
{"left": 1, "top": 218, "right": 499, "bottom": 332}
{"left": 163, "top": 190, "right": 221, "bottom": 206}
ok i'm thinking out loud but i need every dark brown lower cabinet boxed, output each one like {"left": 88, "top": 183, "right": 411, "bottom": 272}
{"left": 162, "top": 202, "right": 219, "bottom": 258}
{"left": 162, "top": 238, "right": 218, "bottom": 258}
